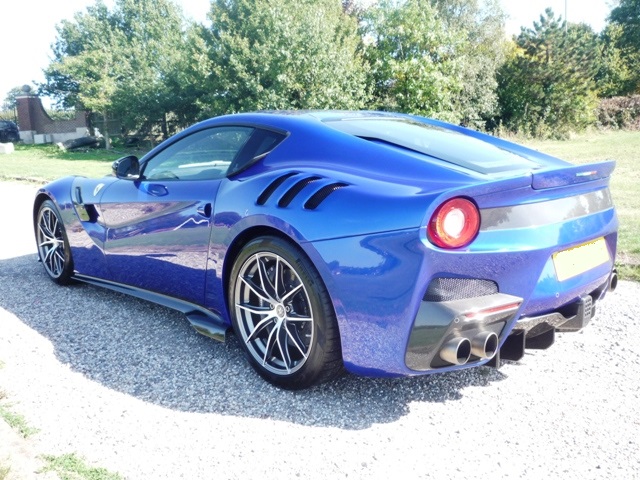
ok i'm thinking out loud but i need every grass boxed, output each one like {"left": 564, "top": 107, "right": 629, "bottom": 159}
{"left": 0, "top": 461, "right": 9, "bottom": 480}
{"left": 0, "top": 133, "right": 637, "bottom": 280}
{"left": 0, "top": 401, "right": 39, "bottom": 439}
{"left": 0, "top": 144, "right": 141, "bottom": 183}
{"left": 0, "top": 363, "right": 38, "bottom": 439}
{"left": 41, "top": 453, "right": 122, "bottom": 480}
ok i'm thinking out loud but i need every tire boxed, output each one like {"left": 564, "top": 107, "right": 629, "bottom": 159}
{"left": 229, "top": 236, "right": 342, "bottom": 389}
{"left": 36, "top": 200, "right": 74, "bottom": 285}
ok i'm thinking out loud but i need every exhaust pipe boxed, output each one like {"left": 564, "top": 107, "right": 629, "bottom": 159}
{"left": 609, "top": 269, "right": 618, "bottom": 293}
{"left": 471, "top": 331, "right": 499, "bottom": 359}
{"left": 440, "top": 337, "right": 472, "bottom": 365}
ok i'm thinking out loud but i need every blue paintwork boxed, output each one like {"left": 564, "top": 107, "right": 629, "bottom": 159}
{"left": 33, "top": 111, "right": 618, "bottom": 378}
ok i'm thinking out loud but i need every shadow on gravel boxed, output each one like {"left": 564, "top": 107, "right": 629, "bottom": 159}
{"left": 1, "top": 254, "right": 509, "bottom": 430}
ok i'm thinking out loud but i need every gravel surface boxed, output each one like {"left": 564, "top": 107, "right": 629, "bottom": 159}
{"left": 1, "top": 181, "right": 639, "bottom": 479}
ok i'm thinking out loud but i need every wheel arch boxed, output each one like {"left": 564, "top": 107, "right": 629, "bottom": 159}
{"left": 33, "top": 192, "right": 54, "bottom": 234}
{"left": 222, "top": 225, "right": 343, "bottom": 343}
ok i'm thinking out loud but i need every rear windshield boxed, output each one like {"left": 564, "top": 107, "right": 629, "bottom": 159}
{"left": 324, "top": 118, "right": 540, "bottom": 174}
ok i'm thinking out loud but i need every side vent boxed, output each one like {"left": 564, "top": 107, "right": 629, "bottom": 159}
{"left": 257, "top": 172, "right": 299, "bottom": 205}
{"left": 304, "top": 183, "right": 349, "bottom": 210}
{"left": 278, "top": 176, "right": 322, "bottom": 208}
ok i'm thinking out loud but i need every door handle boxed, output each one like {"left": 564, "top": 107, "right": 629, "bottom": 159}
{"left": 197, "top": 203, "right": 212, "bottom": 218}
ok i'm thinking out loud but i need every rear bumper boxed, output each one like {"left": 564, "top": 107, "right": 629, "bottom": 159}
{"left": 405, "top": 270, "right": 616, "bottom": 372}
{"left": 405, "top": 293, "right": 522, "bottom": 371}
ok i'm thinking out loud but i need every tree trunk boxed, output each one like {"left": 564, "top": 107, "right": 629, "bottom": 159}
{"left": 161, "top": 112, "right": 168, "bottom": 140}
{"left": 102, "top": 111, "right": 111, "bottom": 150}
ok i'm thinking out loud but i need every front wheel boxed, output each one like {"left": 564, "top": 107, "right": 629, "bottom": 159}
{"left": 36, "top": 200, "right": 74, "bottom": 285}
{"left": 229, "top": 236, "right": 342, "bottom": 389}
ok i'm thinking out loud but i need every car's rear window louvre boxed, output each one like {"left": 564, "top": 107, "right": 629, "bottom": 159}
{"left": 278, "top": 176, "right": 322, "bottom": 208}
{"left": 304, "top": 183, "right": 348, "bottom": 210}
{"left": 256, "top": 172, "right": 299, "bottom": 205}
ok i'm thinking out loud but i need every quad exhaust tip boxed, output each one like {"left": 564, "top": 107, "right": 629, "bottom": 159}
{"left": 471, "top": 331, "right": 499, "bottom": 359}
{"left": 440, "top": 337, "right": 472, "bottom": 365}
{"left": 609, "top": 269, "right": 618, "bottom": 293}
{"left": 440, "top": 332, "right": 499, "bottom": 366}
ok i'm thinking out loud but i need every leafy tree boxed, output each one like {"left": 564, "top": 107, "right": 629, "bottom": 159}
{"left": 2, "top": 86, "right": 25, "bottom": 111}
{"left": 608, "top": 0, "right": 640, "bottom": 94}
{"left": 201, "top": 0, "right": 369, "bottom": 115}
{"left": 362, "top": 0, "right": 465, "bottom": 122}
{"left": 497, "top": 9, "right": 599, "bottom": 136}
{"left": 362, "top": 0, "right": 507, "bottom": 126}
{"left": 108, "top": 0, "right": 189, "bottom": 136}
{"left": 431, "top": 0, "right": 508, "bottom": 127}
{"left": 40, "top": 0, "right": 192, "bottom": 143}
{"left": 596, "top": 24, "right": 634, "bottom": 98}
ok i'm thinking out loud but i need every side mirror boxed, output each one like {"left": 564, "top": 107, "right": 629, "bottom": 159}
{"left": 112, "top": 155, "right": 140, "bottom": 179}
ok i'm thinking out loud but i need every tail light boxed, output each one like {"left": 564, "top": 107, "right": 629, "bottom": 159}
{"left": 428, "top": 197, "right": 480, "bottom": 249}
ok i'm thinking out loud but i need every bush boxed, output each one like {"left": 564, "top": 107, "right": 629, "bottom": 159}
{"left": 596, "top": 95, "right": 640, "bottom": 130}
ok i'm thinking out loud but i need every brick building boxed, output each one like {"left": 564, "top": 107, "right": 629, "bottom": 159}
{"left": 17, "top": 95, "right": 89, "bottom": 144}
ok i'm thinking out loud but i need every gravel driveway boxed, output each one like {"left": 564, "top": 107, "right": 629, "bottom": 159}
{"left": 1, "top": 181, "right": 639, "bottom": 479}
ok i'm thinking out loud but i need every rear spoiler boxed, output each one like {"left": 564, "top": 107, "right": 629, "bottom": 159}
{"left": 532, "top": 161, "right": 615, "bottom": 190}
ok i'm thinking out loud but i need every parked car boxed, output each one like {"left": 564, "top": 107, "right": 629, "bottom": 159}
{"left": 0, "top": 120, "right": 20, "bottom": 143}
{"left": 33, "top": 111, "right": 618, "bottom": 389}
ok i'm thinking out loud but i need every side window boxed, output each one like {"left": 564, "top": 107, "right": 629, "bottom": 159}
{"left": 227, "top": 129, "right": 287, "bottom": 176}
{"left": 142, "top": 126, "right": 254, "bottom": 181}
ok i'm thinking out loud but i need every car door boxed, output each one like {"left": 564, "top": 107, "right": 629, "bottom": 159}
{"left": 99, "top": 126, "right": 255, "bottom": 306}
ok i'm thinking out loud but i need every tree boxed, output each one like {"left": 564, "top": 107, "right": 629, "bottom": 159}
{"left": 108, "top": 0, "right": 190, "bottom": 136}
{"left": 362, "top": 0, "right": 465, "bottom": 121}
{"left": 2, "top": 86, "right": 25, "bottom": 112}
{"left": 361, "top": 0, "right": 507, "bottom": 126}
{"left": 431, "top": 0, "right": 508, "bottom": 127}
{"left": 608, "top": 0, "right": 640, "bottom": 94}
{"left": 40, "top": 0, "right": 193, "bottom": 142}
{"left": 497, "top": 9, "right": 600, "bottom": 136}
{"left": 595, "top": 24, "right": 634, "bottom": 98}
{"left": 201, "top": 0, "right": 369, "bottom": 115}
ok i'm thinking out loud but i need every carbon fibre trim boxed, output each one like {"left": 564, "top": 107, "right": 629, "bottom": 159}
{"left": 304, "top": 182, "right": 349, "bottom": 210}
{"left": 480, "top": 189, "right": 613, "bottom": 231}
{"left": 278, "top": 176, "right": 322, "bottom": 207}
{"left": 256, "top": 172, "right": 299, "bottom": 205}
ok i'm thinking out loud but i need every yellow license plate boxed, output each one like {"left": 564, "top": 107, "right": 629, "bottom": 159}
{"left": 553, "top": 237, "right": 610, "bottom": 282}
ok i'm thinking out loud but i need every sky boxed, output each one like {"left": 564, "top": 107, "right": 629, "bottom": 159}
{"left": 0, "top": 0, "right": 614, "bottom": 108}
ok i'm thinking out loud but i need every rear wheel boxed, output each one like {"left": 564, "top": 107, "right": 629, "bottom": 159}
{"left": 36, "top": 200, "right": 74, "bottom": 285}
{"left": 229, "top": 236, "right": 342, "bottom": 389}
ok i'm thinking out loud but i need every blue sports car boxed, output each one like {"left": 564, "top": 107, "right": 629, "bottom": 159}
{"left": 34, "top": 111, "right": 618, "bottom": 389}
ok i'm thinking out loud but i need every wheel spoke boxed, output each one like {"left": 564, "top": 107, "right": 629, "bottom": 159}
{"left": 262, "top": 325, "right": 278, "bottom": 366}
{"left": 286, "top": 314, "right": 313, "bottom": 323}
{"left": 274, "top": 257, "right": 281, "bottom": 300}
{"left": 40, "top": 213, "right": 53, "bottom": 238}
{"left": 257, "top": 255, "right": 278, "bottom": 300}
{"left": 276, "top": 322, "right": 292, "bottom": 373}
{"left": 43, "top": 244, "right": 56, "bottom": 264}
{"left": 38, "top": 224, "right": 54, "bottom": 242}
{"left": 236, "top": 303, "right": 271, "bottom": 316}
{"left": 284, "top": 323, "right": 308, "bottom": 360}
{"left": 281, "top": 283, "right": 303, "bottom": 303}
{"left": 240, "top": 276, "right": 272, "bottom": 304}
{"left": 245, "top": 313, "right": 277, "bottom": 343}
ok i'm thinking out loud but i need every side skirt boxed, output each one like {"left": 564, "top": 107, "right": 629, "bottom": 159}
{"left": 73, "top": 274, "right": 228, "bottom": 342}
